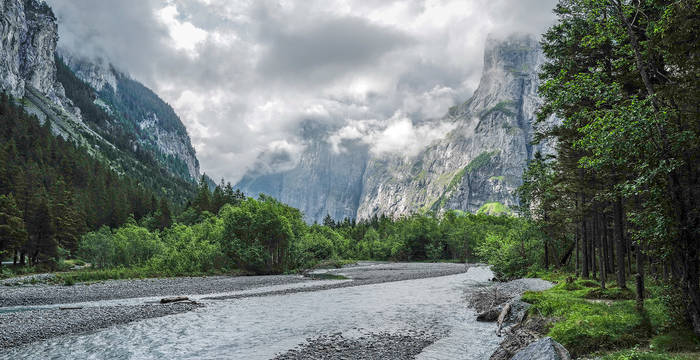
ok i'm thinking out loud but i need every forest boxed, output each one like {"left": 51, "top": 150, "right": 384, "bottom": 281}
{"left": 516, "top": 0, "right": 699, "bottom": 338}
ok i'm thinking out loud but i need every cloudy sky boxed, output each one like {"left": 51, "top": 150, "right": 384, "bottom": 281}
{"left": 46, "top": 0, "right": 557, "bottom": 183}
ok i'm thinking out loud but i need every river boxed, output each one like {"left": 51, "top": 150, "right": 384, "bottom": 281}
{"left": 3, "top": 265, "right": 501, "bottom": 359}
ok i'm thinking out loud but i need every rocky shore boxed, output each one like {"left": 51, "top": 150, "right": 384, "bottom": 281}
{"left": 466, "top": 277, "right": 573, "bottom": 360}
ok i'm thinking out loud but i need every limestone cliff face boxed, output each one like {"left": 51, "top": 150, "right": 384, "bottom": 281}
{"left": 0, "top": 0, "right": 70, "bottom": 108}
{"left": 60, "top": 53, "right": 200, "bottom": 181}
{"left": 237, "top": 121, "right": 368, "bottom": 222}
{"left": 0, "top": 0, "right": 200, "bottom": 183}
{"left": 239, "top": 34, "right": 554, "bottom": 222}
{"left": 358, "top": 34, "right": 553, "bottom": 218}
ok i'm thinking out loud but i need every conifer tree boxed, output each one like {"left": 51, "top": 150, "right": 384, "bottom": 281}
{"left": 0, "top": 194, "right": 28, "bottom": 266}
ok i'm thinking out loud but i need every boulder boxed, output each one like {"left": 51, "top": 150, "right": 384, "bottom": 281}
{"left": 510, "top": 337, "right": 570, "bottom": 360}
{"left": 477, "top": 305, "right": 503, "bottom": 322}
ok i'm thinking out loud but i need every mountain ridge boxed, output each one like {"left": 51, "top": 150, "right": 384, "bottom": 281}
{"left": 238, "top": 33, "right": 556, "bottom": 222}
{"left": 0, "top": 0, "right": 200, "bottom": 203}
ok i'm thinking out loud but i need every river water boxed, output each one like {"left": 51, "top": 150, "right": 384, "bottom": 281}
{"left": 5, "top": 266, "right": 501, "bottom": 359}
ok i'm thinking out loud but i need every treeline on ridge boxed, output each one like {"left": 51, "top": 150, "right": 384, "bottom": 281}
{"left": 0, "top": 93, "right": 176, "bottom": 265}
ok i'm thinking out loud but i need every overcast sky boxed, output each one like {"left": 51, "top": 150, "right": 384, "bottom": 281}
{"left": 46, "top": 0, "right": 558, "bottom": 183}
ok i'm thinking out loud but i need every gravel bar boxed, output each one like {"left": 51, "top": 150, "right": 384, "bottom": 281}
{"left": 273, "top": 330, "right": 441, "bottom": 360}
{"left": 0, "top": 302, "right": 201, "bottom": 348}
{"left": 0, "top": 274, "right": 310, "bottom": 307}
{"left": 205, "top": 262, "right": 469, "bottom": 301}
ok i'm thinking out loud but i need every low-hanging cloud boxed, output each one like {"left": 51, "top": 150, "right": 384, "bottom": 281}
{"left": 46, "top": 0, "right": 558, "bottom": 183}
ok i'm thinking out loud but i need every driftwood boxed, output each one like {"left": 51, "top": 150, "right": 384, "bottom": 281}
{"left": 59, "top": 306, "right": 83, "bottom": 310}
{"left": 496, "top": 302, "right": 512, "bottom": 336}
{"left": 160, "top": 296, "right": 190, "bottom": 304}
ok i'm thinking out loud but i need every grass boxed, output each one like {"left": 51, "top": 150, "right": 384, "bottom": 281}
{"left": 477, "top": 202, "right": 512, "bottom": 216}
{"left": 520, "top": 275, "right": 700, "bottom": 359}
{"left": 601, "top": 348, "right": 699, "bottom": 360}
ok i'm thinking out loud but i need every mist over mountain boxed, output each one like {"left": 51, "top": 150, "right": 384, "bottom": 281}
{"left": 238, "top": 33, "right": 557, "bottom": 222}
{"left": 0, "top": 0, "right": 200, "bottom": 203}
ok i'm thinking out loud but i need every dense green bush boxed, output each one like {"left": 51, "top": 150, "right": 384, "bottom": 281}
{"left": 475, "top": 220, "right": 544, "bottom": 279}
{"left": 74, "top": 195, "right": 549, "bottom": 278}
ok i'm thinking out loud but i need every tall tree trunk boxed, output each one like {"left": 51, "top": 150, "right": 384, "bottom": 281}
{"left": 575, "top": 225, "right": 580, "bottom": 276}
{"left": 602, "top": 214, "right": 610, "bottom": 277}
{"left": 582, "top": 219, "right": 590, "bottom": 279}
{"left": 592, "top": 212, "right": 598, "bottom": 279}
{"left": 614, "top": 197, "right": 627, "bottom": 289}
{"left": 635, "top": 239, "right": 644, "bottom": 310}
{"left": 599, "top": 217, "right": 607, "bottom": 290}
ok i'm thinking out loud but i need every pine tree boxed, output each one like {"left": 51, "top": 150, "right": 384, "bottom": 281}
{"left": 0, "top": 194, "right": 28, "bottom": 267}
{"left": 157, "top": 198, "right": 172, "bottom": 230}
{"left": 192, "top": 174, "right": 211, "bottom": 213}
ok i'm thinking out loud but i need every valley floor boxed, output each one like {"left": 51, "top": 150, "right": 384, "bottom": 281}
{"left": 0, "top": 262, "right": 469, "bottom": 350}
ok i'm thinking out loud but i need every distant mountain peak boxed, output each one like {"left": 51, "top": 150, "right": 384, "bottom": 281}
{"left": 237, "top": 33, "right": 556, "bottom": 222}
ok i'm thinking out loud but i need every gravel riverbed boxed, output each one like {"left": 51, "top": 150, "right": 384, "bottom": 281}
{"left": 0, "top": 262, "right": 469, "bottom": 351}
{"left": 0, "top": 302, "right": 201, "bottom": 348}
{"left": 273, "top": 330, "right": 442, "bottom": 360}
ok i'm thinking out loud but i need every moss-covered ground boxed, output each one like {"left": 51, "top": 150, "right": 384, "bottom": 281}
{"left": 520, "top": 274, "right": 700, "bottom": 359}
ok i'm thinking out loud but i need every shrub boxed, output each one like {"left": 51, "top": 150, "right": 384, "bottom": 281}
{"left": 475, "top": 221, "right": 544, "bottom": 279}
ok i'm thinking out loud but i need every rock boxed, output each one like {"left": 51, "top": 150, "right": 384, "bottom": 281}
{"left": 237, "top": 33, "right": 559, "bottom": 222}
{"left": 59, "top": 52, "right": 201, "bottom": 181}
{"left": 477, "top": 305, "right": 503, "bottom": 322}
{"left": 0, "top": 0, "right": 71, "bottom": 107}
{"left": 0, "top": 0, "right": 201, "bottom": 184}
{"left": 510, "top": 337, "right": 571, "bottom": 360}
{"left": 160, "top": 296, "right": 190, "bottom": 304}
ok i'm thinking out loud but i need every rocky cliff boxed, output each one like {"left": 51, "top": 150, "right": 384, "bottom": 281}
{"left": 237, "top": 121, "right": 368, "bottom": 221}
{"left": 60, "top": 53, "right": 200, "bottom": 181}
{"left": 357, "top": 34, "right": 554, "bottom": 218}
{"left": 1, "top": 0, "right": 71, "bottom": 109}
{"left": 238, "top": 34, "right": 554, "bottom": 222}
{"left": 0, "top": 0, "right": 200, "bottom": 184}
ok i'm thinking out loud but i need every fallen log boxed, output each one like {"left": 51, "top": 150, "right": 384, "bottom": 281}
{"left": 496, "top": 302, "right": 512, "bottom": 335}
{"left": 59, "top": 306, "right": 83, "bottom": 310}
{"left": 160, "top": 296, "right": 190, "bottom": 304}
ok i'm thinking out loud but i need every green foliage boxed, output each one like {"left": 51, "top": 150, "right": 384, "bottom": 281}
{"left": 529, "top": 0, "right": 700, "bottom": 334}
{"left": 220, "top": 196, "right": 303, "bottom": 274}
{"left": 521, "top": 279, "right": 689, "bottom": 358}
{"left": 649, "top": 329, "right": 700, "bottom": 353}
{"left": 465, "top": 151, "right": 498, "bottom": 174}
{"left": 476, "top": 202, "right": 512, "bottom": 216}
{"left": 475, "top": 219, "right": 544, "bottom": 279}
{"left": 0, "top": 194, "right": 27, "bottom": 261}
{"left": 601, "top": 348, "right": 697, "bottom": 360}
{"left": 0, "top": 91, "right": 182, "bottom": 264}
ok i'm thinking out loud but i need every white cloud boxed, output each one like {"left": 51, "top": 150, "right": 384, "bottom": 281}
{"left": 329, "top": 113, "right": 457, "bottom": 157}
{"left": 48, "top": 0, "right": 558, "bottom": 183}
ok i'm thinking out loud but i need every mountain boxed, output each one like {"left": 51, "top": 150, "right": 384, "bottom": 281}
{"left": 58, "top": 54, "right": 200, "bottom": 181}
{"left": 357, "top": 34, "right": 555, "bottom": 218}
{"left": 237, "top": 33, "right": 555, "bottom": 222}
{"left": 237, "top": 121, "right": 369, "bottom": 222}
{"left": 0, "top": 0, "right": 199, "bottom": 203}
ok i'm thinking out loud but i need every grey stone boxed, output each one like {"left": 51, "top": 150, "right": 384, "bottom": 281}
{"left": 510, "top": 337, "right": 571, "bottom": 360}
{"left": 237, "top": 33, "right": 560, "bottom": 222}
{"left": 0, "top": 0, "right": 200, "bottom": 183}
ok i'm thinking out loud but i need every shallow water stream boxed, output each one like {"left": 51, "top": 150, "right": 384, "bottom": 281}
{"left": 4, "top": 266, "right": 501, "bottom": 359}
